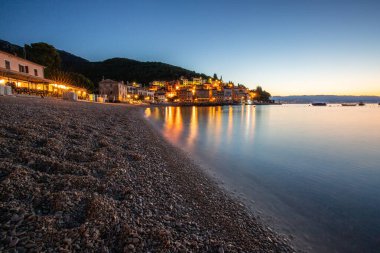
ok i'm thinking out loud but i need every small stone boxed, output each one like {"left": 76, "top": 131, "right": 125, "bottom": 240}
{"left": 16, "top": 246, "right": 26, "bottom": 253}
{"left": 11, "top": 214, "right": 23, "bottom": 222}
{"left": 101, "top": 246, "right": 109, "bottom": 253}
{"left": 63, "top": 238, "right": 72, "bottom": 245}
{"left": 9, "top": 237, "right": 19, "bottom": 247}
{"left": 158, "top": 229, "right": 169, "bottom": 236}
{"left": 25, "top": 243, "right": 36, "bottom": 248}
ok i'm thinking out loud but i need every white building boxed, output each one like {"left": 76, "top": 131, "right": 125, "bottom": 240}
{"left": 224, "top": 88, "right": 233, "bottom": 101}
{"left": 0, "top": 50, "right": 45, "bottom": 78}
{"left": 137, "top": 88, "right": 155, "bottom": 101}
{"left": 192, "top": 77, "right": 205, "bottom": 85}
{"left": 0, "top": 50, "right": 86, "bottom": 98}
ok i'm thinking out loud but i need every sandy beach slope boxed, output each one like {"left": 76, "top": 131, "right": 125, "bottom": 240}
{"left": 0, "top": 97, "right": 294, "bottom": 252}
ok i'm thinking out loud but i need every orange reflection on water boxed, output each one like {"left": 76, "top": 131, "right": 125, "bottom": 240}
{"left": 187, "top": 106, "right": 198, "bottom": 148}
{"left": 212, "top": 106, "right": 222, "bottom": 151}
{"left": 226, "top": 106, "right": 234, "bottom": 144}
{"left": 240, "top": 104, "right": 245, "bottom": 126}
{"left": 245, "top": 106, "right": 255, "bottom": 140}
{"left": 144, "top": 108, "right": 152, "bottom": 118}
{"left": 153, "top": 107, "right": 161, "bottom": 120}
{"left": 146, "top": 105, "right": 259, "bottom": 151}
{"left": 245, "top": 105, "right": 250, "bottom": 137}
{"left": 163, "top": 106, "right": 183, "bottom": 143}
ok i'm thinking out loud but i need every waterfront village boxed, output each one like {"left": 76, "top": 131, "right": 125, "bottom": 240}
{"left": 0, "top": 50, "right": 271, "bottom": 104}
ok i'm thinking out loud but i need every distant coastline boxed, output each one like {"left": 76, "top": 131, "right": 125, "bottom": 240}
{"left": 147, "top": 100, "right": 280, "bottom": 107}
{"left": 272, "top": 95, "right": 380, "bottom": 104}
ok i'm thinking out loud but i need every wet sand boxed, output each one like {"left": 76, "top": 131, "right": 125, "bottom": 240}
{"left": 0, "top": 96, "right": 295, "bottom": 252}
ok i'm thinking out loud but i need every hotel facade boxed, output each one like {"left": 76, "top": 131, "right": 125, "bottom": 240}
{"left": 0, "top": 50, "right": 86, "bottom": 98}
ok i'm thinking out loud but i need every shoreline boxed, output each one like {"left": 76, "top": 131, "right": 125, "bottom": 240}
{"left": 0, "top": 96, "right": 295, "bottom": 252}
{"left": 143, "top": 106, "right": 313, "bottom": 253}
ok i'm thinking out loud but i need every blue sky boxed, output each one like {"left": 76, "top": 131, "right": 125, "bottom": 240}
{"left": 1, "top": 0, "right": 379, "bottom": 95}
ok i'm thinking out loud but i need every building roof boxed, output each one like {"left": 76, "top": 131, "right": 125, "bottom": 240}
{"left": 0, "top": 50, "right": 46, "bottom": 68}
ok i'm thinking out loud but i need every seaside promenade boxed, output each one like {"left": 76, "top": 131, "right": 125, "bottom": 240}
{"left": 0, "top": 96, "right": 294, "bottom": 252}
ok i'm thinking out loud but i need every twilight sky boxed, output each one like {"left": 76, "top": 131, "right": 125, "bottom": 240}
{"left": 1, "top": 0, "right": 379, "bottom": 95}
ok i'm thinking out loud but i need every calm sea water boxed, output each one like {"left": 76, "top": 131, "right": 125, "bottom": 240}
{"left": 144, "top": 104, "right": 380, "bottom": 252}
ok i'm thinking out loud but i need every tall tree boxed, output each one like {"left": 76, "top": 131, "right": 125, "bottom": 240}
{"left": 253, "top": 86, "right": 271, "bottom": 101}
{"left": 24, "top": 42, "right": 61, "bottom": 77}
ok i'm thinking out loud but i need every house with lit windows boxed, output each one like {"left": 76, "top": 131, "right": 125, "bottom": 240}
{"left": 98, "top": 79, "right": 129, "bottom": 102}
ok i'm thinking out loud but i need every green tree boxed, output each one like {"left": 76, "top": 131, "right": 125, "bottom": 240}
{"left": 25, "top": 42, "right": 61, "bottom": 77}
{"left": 253, "top": 86, "right": 271, "bottom": 101}
{"left": 23, "top": 42, "right": 95, "bottom": 92}
{"left": 68, "top": 72, "right": 94, "bottom": 91}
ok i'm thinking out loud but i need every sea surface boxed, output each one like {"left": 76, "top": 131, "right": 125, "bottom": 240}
{"left": 144, "top": 104, "right": 380, "bottom": 253}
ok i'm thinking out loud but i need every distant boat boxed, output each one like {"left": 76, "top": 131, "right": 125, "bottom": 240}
{"left": 312, "top": 102, "right": 327, "bottom": 106}
{"left": 341, "top": 103, "right": 357, "bottom": 106}
{"left": 358, "top": 102, "right": 365, "bottom": 106}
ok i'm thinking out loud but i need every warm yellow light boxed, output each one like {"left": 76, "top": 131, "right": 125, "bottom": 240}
{"left": 134, "top": 95, "right": 138, "bottom": 99}
{"left": 127, "top": 94, "right": 131, "bottom": 98}
{"left": 0, "top": 79, "right": 5, "bottom": 84}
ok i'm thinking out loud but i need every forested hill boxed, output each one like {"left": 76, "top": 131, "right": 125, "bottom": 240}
{"left": 61, "top": 55, "right": 210, "bottom": 85}
{"left": 0, "top": 39, "right": 210, "bottom": 87}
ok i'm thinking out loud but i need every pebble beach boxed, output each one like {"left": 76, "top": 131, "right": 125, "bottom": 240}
{"left": 0, "top": 97, "right": 295, "bottom": 252}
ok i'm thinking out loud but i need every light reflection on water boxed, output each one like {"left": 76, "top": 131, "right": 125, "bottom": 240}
{"left": 144, "top": 104, "right": 380, "bottom": 253}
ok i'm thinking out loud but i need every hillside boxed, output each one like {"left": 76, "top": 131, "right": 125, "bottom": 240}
{"left": 59, "top": 52, "right": 210, "bottom": 86}
{"left": 0, "top": 39, "right": 210, "bottom": 87}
